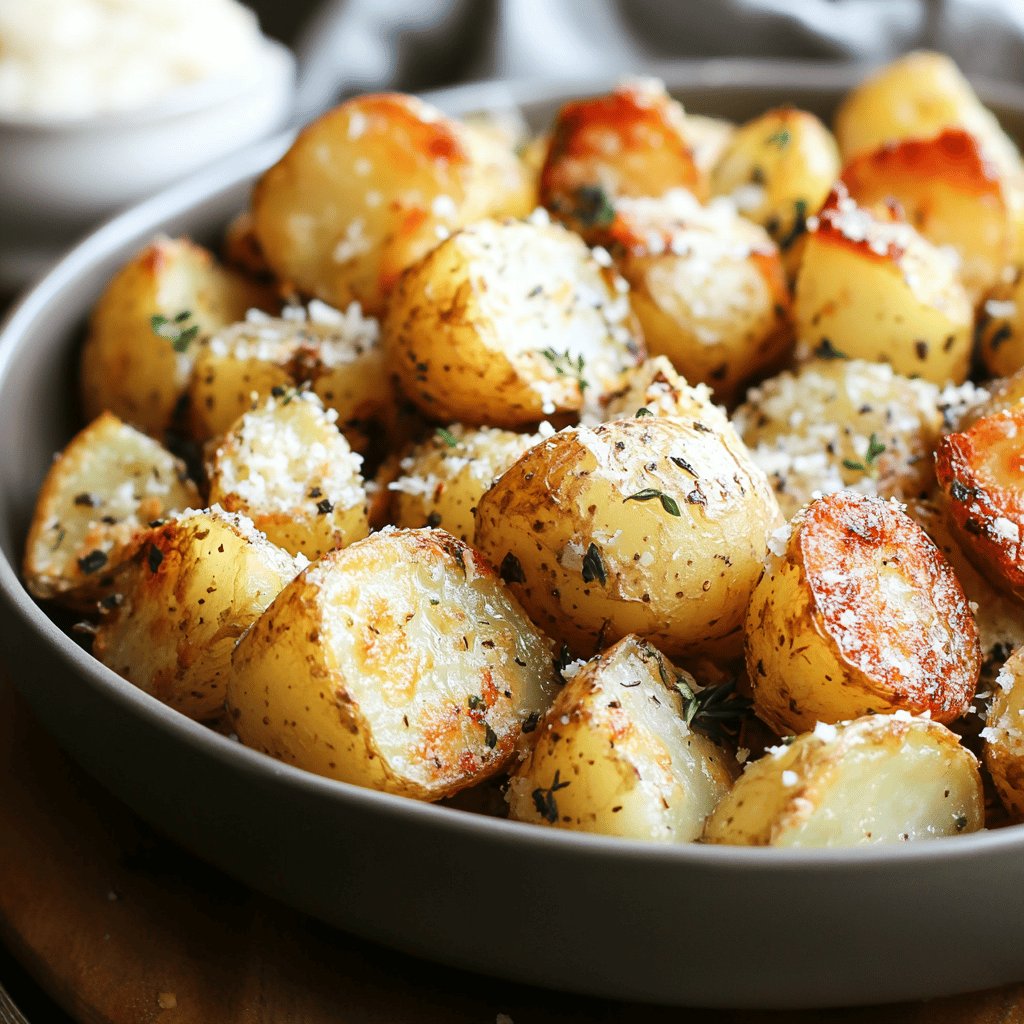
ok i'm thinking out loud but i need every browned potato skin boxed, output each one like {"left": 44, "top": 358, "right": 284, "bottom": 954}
{"left": 747, "top": 492, "right": 980, "bottom": 736}
{"left": 80, "top": 237, "right": 271, "bottom": 437}
{"left": 977, "top": 268, "right": 1024, "bottom": 379}
{"left": 252, "top": 93, "right": 530, "bottom": 316}
{"left": 840, "top": 129, "right": 1015, "bottom": 304}
{"left": 540, "top": 80, "right": 705, "bottom": 237}
{"left": 983, "top": 646, "right": 1024, "bottom": 819}
{"left": 222, "top": 210, "right": 273, "bottom": 281}
{"left": 936, "top": 407, "right": 1024, "bottom": 602}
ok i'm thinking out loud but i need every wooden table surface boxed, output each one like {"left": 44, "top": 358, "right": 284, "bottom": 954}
{"left": 2, "top": 672, "right": 1023, "bottom": 1024}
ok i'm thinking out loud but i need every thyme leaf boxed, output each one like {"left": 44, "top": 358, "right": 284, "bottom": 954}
{"left": 531, "top": 769, "right": 571, "bottom": 823}
{"left": 150, "top": 310, "right": 200, "bottom": 353}
{"left": 623, "top": 488, "right": 681, "bottom": 516}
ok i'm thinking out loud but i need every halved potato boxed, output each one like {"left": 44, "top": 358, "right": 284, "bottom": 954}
{"left": 23, "top": 411, "right": 200, "bottom": 611}
{"left": 474, "top": 415, "right": 781, "bottom": 659}
{"left": 206, "top": 391, "right": 368, "bottom": 560}
{"left": 936, "top": 406, "right": 1024, "bottom": 601}
{"left": 703, "top": 714, "right": 984, "bottom": 847}
{"left": 228, "top": 528, "right": 560, "bottom": 800}
{"left": 80, "top": 236, "right": 270, "bottom": 437}
{"left": 506, "top": 635, "right": 735, "bottom": 841}
{"left": 389, "top": 423, "right": 544, "bottom": 542}
{"left": 187, "top": 301, "right": 392, "bottom": 451}
{"left": 540, "top": 78, "right": 705, "bottom": 237}
{"left": 383, "top": 216, "right": 643, "bottom": 428}
{"left": 794, "top": 185, "right": 973, "bottom": 383}
{"left": 252, "top": 93, "right": 530, "bottom": 316}
{"left": 977, "top": 268, "right": 1024, "bottom": 378}
{"left": 982, "top": 646, "right": 1024, "bottom": 819}
{"left": 93, "top": 508, "right": 305, "bottom": 720}
{"left": 746, "top": 491, "right": 980, "bottom": 735}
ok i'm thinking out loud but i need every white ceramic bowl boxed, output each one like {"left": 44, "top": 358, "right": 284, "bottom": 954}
{"left": 0, "top": 36, "right": 295, "bottom": 292}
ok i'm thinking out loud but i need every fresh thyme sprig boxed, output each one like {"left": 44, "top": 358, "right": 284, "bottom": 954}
{"left": 541, "top": 348, "right": 588, "bottom": 393}
{"left": 532, "top": 770, "right": 571, "bottom": 823}
{"left": 623, "top": 488, "right": 681, "bottom": 517}
{"left": 674, "top": 675, "right": 752, "bottom": 744}
{"left": 842, "top": 432, "right": 886, "bottom": 478}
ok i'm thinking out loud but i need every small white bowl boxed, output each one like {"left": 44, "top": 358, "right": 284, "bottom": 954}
{"left": 0, "top": 36, "right": 295, "bottom": 293}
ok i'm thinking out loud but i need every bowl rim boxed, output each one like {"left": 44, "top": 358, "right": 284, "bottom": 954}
{"left": 0, "top": 36, "right": 295, "bottom": 134}
{"left": 2, "top": 56, "right": 1023, "bottom": 873}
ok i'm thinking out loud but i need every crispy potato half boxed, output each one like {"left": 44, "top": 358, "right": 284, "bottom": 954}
{"left": 383, "top": 216, "right": 643, "bottom": 428}
{"left": 794, "top": 185, "right": 973, "bottom": 384}
{"left": 710, "top": 106, "right": 840, "bottom": 254}
{"left": 540, "top": 78, "right": 705, "bottom": 236}
{"left": 507, "top": 635, "right": 736, "bottom": 842}
{"left": 187, "top": 301, "right": 392, "bottom": 451}
{"left": 80, "top": 236, "right": 270, "bottom": 437}
{"left": 93, "top": 508, "right": 305, "bottom": 721}
{"left": 23, "top": 412, "right": 200, "bottom": 611}
{"left": 936, "top": 406, "right": 1024, "bottom": 601}
{"left": 607, "top": 190, "right": 793, "bottom": 403}
{"left": 474, "top": 415, "right": 781, "bottom": 659}
{"left": 982, "top": 646, "right": 1024, "bottom": 819}
{"left": 977, "top": 268, "right": 1024, "bottom": 379}
{"left": 703, "top": 714, "right": 984, "bottom": 847}
{"left": 207, "top": 391, "right": 368, "bottom": 560}
{"left": 389, "top": 423, "right": 543, "bottom": 542}
{"left": 747, "top": 492, "right": 980, "bottom": 735}
{"left": 228, "top": 528, "right": 560, "bottom": 800}
{"left": 252, "top": 93, "right": 530, "bottom": 316}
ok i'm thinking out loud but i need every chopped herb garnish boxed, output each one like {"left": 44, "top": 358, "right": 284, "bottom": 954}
{"left": 468, "top": 694, "right": 485, "bottom": 711}
{"left": 778, "top": 198, "right": 808, "bottom": 250}
{"left": 675, "top": 675, "right": 751, "bottom": 744}
{"left": 77, "top": 549, "right": 108, "bottom": 575}
{"left": 766, "top": 127, "right": 791, "bottom": 149}
{"left": 541, "top": 348, "right": 588, "bottom": 393}
{"left": 316, "top": 498, "right": 334, "bottom": 515}
{"left": 581, "top": 542, "right": 607, "bottom": 586}
{"left": 573, "top": 184, "right": 616, "bottom": 228}
{"left": 842, "top": 432, "right": 886, "bottom": 477}
{"left": 556, "top": 643, "right": 574, "bottom": 673}
{"left": 429, "top": 598, "right": 440, "bottom": 606}
{"left": 624, "top": 488, "right": 681, "bottom": 517}
{"left": 147, "top": 544, "right": 163, "bottom": 574}
{"left": 500, "top": 551, "right": 526, "bottom": 584}
{"left": 150, "top": 310, "right": 200, "bottom": 353}
{"left": 435, "top": 426, "right": 459, "bottom": 448}
{"left": 531, "top": 770, "right": 571, "bottom": 823}
{"left": 73, "top": 492, "right": 98, "bottom": 507}
{"left": 949, "top": 479, "right": 972, "bottom": 503}
{"left": 484, "top": 724, "right": 498, "bottom": 749}
{"left": 635, "top": 407, "right": 654, "bottom": 418}
{"left": 814, "top": 337, "right": 848, "bottom": 360}
{"left": 670, "top": 456, "right": 697, "bottom": 477}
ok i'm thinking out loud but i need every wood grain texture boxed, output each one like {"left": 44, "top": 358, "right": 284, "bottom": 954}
{"left": 1, "top": 671, "right": 1023, "bottom": 1024}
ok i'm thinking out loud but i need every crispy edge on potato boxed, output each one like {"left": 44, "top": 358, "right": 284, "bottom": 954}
{"left": 703, "top": 713, "right": 984, "bottom": 847}
{"left": 977, "top": 267, "right": 1024, "bottom": 379}
{"left": 228, "top": 527, "right": 560, "bottom": 800}
{"left": 982, "top": 646, "right": 1024, "bottom": 819}
{"left": 23, "top": 411, "right": 200, "bottom": 611}
{"left": 507, "top": 635, "right": 736, "bottom": 841}
{"left": 747, "top": 492, "right": 980, "bottom": 735}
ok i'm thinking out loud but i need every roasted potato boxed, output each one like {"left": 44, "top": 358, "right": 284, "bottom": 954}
{"left": 474, "top": 415, "right": 781, "bottom": 659}
{"left": 93, "top": 508, "right": 305, "bottom": 720}
{"left": 747, "top": 491, "right": 980, "bottom": 735}
{"left": 977, "top": 268, "right": 1024, "bottom": 378}
{"left": 703, "top": 714, "right": 984, "bottom": 847}
{"left": 228, "top": 528, "right": 560, "bottom": 800}
{"left": 936, "top": 406, "right": 1024, "bottom": 601}
{"left": 252, "top": 93, "right": 531, "bottom": 316}
{"left": 23, "top": 412, "right": 200, "bottom": 610}
{"left": 982, "top": 646, "right": 1024, "bottom": 819}
{"left": 794, "top": 185, "right": 973, "bottom": 384}
{"left": 389, "top": 423, "right": 544, "bottom": 542}
{"left": 80, "top": 237, "right": 270, "bottom": 437}
{"left": 607, "top": 189, "right": 793, "bottom": 403}
{"left": 506, "top": 635, "right": 735, "bottom": 841}
{"left": 710, "top": 106, "right": 840, "bottom": 255}
{"left": 383, "top": 215, "right": 644, "bottom": 428}
{"left": 734, "top": 358, "right": 965, "bottom": 519}
{"left": 540, "top": 78, "right": 705, "bottom": 237}
{"left": 222, "top": 210, "right": 272, "bottom": 280}
{"left": 684, "top": 114, "right": 735, "bottom": 178}
{"left": 206, "top": 391, "right": 368, "bottom": 560}
{"left": 187, "top": 301, "right": 393, "bottom": 451}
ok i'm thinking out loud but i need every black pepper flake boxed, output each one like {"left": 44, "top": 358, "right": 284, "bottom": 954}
{"left": 316, "top": 498, "right": 334, "bottom": 515}
{"left": 147, "top": 544, "right": 164, "bottom": 574}
{"left": 77, "top": 549, "right": 108, "bottom": 575}
{"left": 484, "top": 724, "right": 498, "bottom": 749}
{"left": 581, "top": 542, "right": 607, "bottom": 586}
{"left": 686, "top": 486, "right": 707, "bottom": 506}
{"left": 950, "top": 479, "right": 972, "bottom": 503}
{"left": 989, "top": 324, "right": 1013, "bottom": 351}
{"left": 522, "top": 710, "right": 540, "bottom": 733}
{"left": 73, "top": 492, "right": 98, "bottom": 507}
{"left": 308, "top": 487, "right": 322, "bottom": 498}
{"left": 500, "top": 551, "right": 526, "bottom": 584}
{"left": 692, "top": 421, "right": 712, "bottom": 433}
{"left": 670, "top": 456, "right": 697, "bottom": 477}
{"left": 914, "top": 339, "right": 929, "bottom": 361}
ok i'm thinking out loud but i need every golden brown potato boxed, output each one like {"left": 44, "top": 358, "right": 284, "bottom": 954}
{"left": 389, "top": 423, "right": 543, "bottom": 542}
{"left": 252, "top": 93, "right": 531, "bottom": 316}
{"left": 734, "top": 358, "right": 973, "bottom": 519}
{"left": 540, "top": 78, "right": 705, "bottom": 237}
{"left": 474, "top": 415, "right": 781, "bottom": 660}
{"left": 228, "top": 528, "right": 560, "bottom": 800}
{"left": 936, "top": 406, "right": 1024, "bottom": 601}
{"left": 206, "top": 391, "right": 369, "bottom": 560}
{"left": 23, "top": 411, "right": 200, "bottom": 611}
{"left": 703, "top": 714, "right": 984, "bottom": 847}
{"left": 383, "top": 216, "right": 644, "bottom": 428}
{"left": 746, "top": 491, "right": 980, "bottom": 735}
{"left": 506, "top": 635, "right": 736, "bottom": 841}
{"left": 187, "top": 301, "right": 393, "bottom": 451}
{"left": 93, "top": 508, "right": 305, "bottom": 720}
{"left": 840, "top": 129, "right": 1017, "bottom": 303}
{"left": 222, "top": 210, "right": 273, "bottom": 280}
{"left": 710, "top": 106, "right": 840, "bottom": 254}
{"left": 607, "top": 190, "right": 793, "bottom": 403}
{"left": 794, "top": 185, "right": 973, "bottom": 384}
{"left": 684, "top": 114, "right": 735, "bottom": 178}
{"left": 977, "top": 268, "right": 1024, "bottom": 378}
{"left": 80, "top": 236, "right": 271, "bottom": 436}
{"left": 982, "top": 646, "right": 1024, "bottom": 819}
